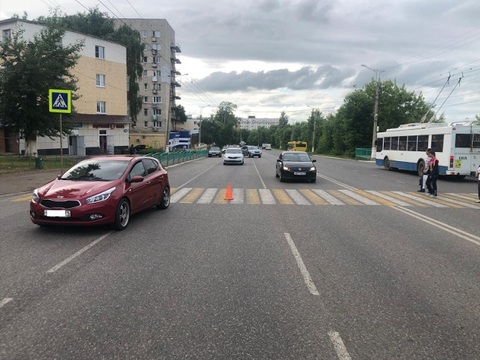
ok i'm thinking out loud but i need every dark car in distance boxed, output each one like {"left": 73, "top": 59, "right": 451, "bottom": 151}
{"left": 208, "top": 146, "right": 222, "bottom": 157}
{"left": 275, "top": 151, "right": 317, "bottom": 183}
{"left": 30, "top": 155, "right": 170, "bottom": 230}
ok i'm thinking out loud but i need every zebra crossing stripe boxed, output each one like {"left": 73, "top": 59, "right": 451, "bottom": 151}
{"left": 246, "top": 189, "right": 261, "bottom": 204}
{"left": 329, "top": 190, "right": 362, "bottom": 205}
{"left": 312, "top": 189, "right": 345, "bottom": 205}
{"left": 272, "top": 189, "right": 295, "bottom": 204}
{"left": 231, "top": 188, "right": 244, "bottom": 204}
{"left": 285, "top": 189, "right": 311, "bottom": 205}
{"left": 392, "top": 191, "right": 448, "bottom": 207}
{"left": 179, "top": 187, "right": 204, "bottom": 203}
{"left": 300, "top": 189, "right": 329, "bottom": 205}
{"left": 431, "top": 193, "right": 478, "bottom": 209}
{"left": 170, "top": 187, "right": 192, "bottom": 203}
{"left": 366, "top": 191, "right": 412, "bottom": 206}
{"left": 259, "top": 189, "right": 276, "bottom": 204}
{"left": 339, "top": 190, "right": 380, "bottom": 205}
{"left": 197, "top": 188, "right": 217, "bottom": 204}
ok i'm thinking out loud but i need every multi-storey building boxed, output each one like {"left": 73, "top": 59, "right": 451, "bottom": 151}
{"left": 0, "top": 18, "right": 130, "bottom": 155}
{"left": 117, "top": 19, "right": 181, "bottom": 151}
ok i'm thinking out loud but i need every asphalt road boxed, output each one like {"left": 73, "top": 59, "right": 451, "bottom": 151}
{"left": 1, "top": 151, "right": 479, "bottom": 359}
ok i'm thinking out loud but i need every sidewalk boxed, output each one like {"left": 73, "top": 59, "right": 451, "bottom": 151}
{"left": 0, "top": 169, "right": 60, "bottom": 196}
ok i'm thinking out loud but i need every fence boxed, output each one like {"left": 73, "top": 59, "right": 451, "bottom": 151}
{"left": 355, "top": 148, "right": 372, "bottom": 159}
{"left": 149, "top": 149, "right": 208, "bottom": 167}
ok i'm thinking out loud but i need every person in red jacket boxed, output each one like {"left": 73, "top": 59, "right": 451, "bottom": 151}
{"left": 426, "top": 151, "right": 439, "bottom": 197}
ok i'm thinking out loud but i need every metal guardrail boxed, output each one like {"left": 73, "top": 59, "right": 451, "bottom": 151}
{"left": 148, "top": 149, "right": 208, "bottom": 167}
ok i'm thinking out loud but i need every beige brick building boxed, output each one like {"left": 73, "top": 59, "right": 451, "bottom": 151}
{"left": 0, "top": 18, "right": 130, "bottom": 155}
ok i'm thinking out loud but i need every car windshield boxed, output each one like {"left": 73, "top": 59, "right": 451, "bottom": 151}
{"left": 282, "top": 153, "right": 311, "bottom": 162}
{"left": 248, "top": 146, "right": 257, "bottom": 150}
{"left": 226, "top": 148, "right": 242, "bottom": 154}
{"left": 60, "top": 160, "right": 130, "bottom": 181}
{"left": 210, "top": 147, "right": 220, "bottom": 151}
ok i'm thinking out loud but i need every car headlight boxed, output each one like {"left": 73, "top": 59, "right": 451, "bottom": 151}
{"left": 86, "top": 187, "right": 116, "bottom": 204}
{"left": 283, "top": 165, "right": 289, "bottom": 171}
{"left": 309, "top": 166, "right": 316, "bottom": 171}
{"left": 32, "top": 189, "right": 40, "bottom": 203}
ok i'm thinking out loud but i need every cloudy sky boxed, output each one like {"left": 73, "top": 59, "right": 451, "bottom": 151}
{"left": 1, "top": 0, "right": 479, "bottom": 123}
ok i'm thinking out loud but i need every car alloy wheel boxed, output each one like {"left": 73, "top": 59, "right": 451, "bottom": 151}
{"left": 114, "top": 198, "right": 130, "bottom": 230}
{"left": 157, "top": 186, "right": 170, "bottom": 209}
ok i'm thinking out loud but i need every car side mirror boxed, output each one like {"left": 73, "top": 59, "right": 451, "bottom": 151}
{"left": 312, "top": 159, "right": 317, "bottom": 163}
{"left": 129, "top": 175, "right": 144, "bottom": 183}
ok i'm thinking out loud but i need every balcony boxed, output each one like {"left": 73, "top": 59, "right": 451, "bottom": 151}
{"left": 171, "top": 44, "right": 181, "bottom": 53}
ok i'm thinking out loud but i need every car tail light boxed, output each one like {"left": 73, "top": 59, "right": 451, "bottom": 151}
{"left": 449, "top": 156, "right": 454, "bottom": 168}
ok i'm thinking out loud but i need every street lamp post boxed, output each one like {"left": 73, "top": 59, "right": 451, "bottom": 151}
{"left": 361, "top": 64, "right": 384, "bottom": 161}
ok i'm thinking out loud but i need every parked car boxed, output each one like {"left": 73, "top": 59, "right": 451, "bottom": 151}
{"left": 223, "top": 147, "right": 244, "bottom": 165}
{"left": 275, "top": 151, "right": 317, "bottom": 182}
{"left": 208, "top": 146, "right": 222, "bottom": 157}
{"left": 29, "top": 155, "right": 170, "bottom": 230}
{"left": 247, "top": 145, "right": 262, "bottom": 158}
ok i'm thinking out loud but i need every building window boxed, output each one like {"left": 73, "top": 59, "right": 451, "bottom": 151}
{"left": 151, "top": 44, "right": 159, "bottom": 51}
{"left": 144, "top": 83, "right": 148, "bottom": 91}
{"left": 153, "top": 70, "right": 161, "bottom": 77}
{"left": 95, "top": 45, "right": 105, "bottom": 59}
{"left": 152, "top": 30, "right": 160, "bottom": 38}
{"left": 96, "top": 74, "right": 106, "bottom": 87}
{"left": 2, "top": 29, "right": 11, "bottom": 41}
{"left": 141, "top": 30, "right": 147, "bottom": 37}
{"left": 153, "top": 108, "right": 161, "bottom": 115}
{"left": 97, "top": 101, "right": 106, "bottom": 114}
{"left": 143, "top": 70, "right": 148, "bottom": 77}
{"left": 153, "top": 56, "right": 159, "bottom": 64}
{"left": 143, "top": 108, "right": 148, "bottom": 116}
{"left": 153, "top": 83, "right": 161, "bottom": 91}
{"left": 144, "top": 121, "right": 148, "bottom": 127}
{"left": 143, "top": 96, "right": 149, "bottom": 103}
{"left": 152, "top": 96, "right": 161, "bottom": 104}
{"left": 143, "top": 56, "right": 148, "bottom": 63}
{"left": 153, "top": 121, "right": 161, "bottom": 128}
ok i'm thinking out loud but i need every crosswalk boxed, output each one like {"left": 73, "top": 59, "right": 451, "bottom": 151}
{"left": 170, "top": 187, "right": 480, "bottom": 208}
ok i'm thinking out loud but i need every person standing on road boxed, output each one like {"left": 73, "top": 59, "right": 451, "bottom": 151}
{"left": 426, "top": 150, "right": 439, "bottom": 197}
{"left": 476, "top": 164, "right": 480, "bottom": 203}
{"left": 418, "top": 148, "right": 431, "bottom": 192}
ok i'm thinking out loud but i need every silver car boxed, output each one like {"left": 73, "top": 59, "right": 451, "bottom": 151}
{"left": 223, "top": 147, "right": 244, "bottom": 165}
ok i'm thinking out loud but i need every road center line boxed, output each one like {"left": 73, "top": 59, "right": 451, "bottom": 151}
{"left": 252, "top": 159, "right": 267, "bottom": 189}
{"left": 0, "top": 298, "right": 13, "bottom": 308}
{"left": 328, "top": 331, "right": 352, "bottom": 360}
{"left": 284, "top": 233, "right": 319, "bottom": 296}
{"left": 47, "top": 231, "right": 114, "bottom": 273}
{"left": 394, "top": 206, "right": 480, "bottom": 246}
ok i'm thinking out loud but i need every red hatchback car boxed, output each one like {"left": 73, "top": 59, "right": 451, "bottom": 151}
{"left": 30, "top": 155, "right": 170, "bottom": 230}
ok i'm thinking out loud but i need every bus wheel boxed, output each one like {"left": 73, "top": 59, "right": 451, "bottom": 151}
{"left": 384, "top": 157, "right": 391, "bottom": 171}
{"left": 417, "top": 160, "right": 425, "bottom": 177}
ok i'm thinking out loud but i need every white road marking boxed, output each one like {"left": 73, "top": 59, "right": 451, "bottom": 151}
{"left": 339, "top": 189, "right": 380, "bottom": 205}
{"left": 170, "top": 187, "right": 192, "bottom": 203}
{"left": 0, "top": 298, "right": 13, "bottom": 308}
{"left": 285, "top": 189, "right": 311, "bottom": 205}
{"left": 259, "top": 189, "right": 276, "bottom": 204}
{"left": 328, "top": 331, "right": 352, "bottom": 360}
{"left": 284, "top": 233, "right": 319, "bottom": 296}
{"left": 197, "top": 188, "right": 217, "bottom": 204}
{"left": 394, "top": 206, "right": 480, "bottom": 247}
{"left": 366, "top": 190, "right": 412, "bottom": 206}
{"left": 312, "top": 189, "right": 345, "bottom": 205}
{"left": 47, "top": 231, "right": 114, "bottom": 273}
{"left": 231, "top": 188, "right": 244, "bottom": 204}
{"left": 392, "top": 191, "right": 448, "bottom": 207}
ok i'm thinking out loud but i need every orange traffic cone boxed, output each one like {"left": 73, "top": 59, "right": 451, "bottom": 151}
{"left": 224, "top": 183, "right": 234, "bottom": 200}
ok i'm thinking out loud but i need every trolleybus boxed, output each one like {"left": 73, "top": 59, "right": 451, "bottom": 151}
{"left": 375, "top": 121, "right": 480, "bottom": 177}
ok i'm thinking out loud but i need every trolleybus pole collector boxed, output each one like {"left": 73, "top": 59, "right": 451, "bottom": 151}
{"left": 375, "top": 121, "right": 480, "bottom": 177}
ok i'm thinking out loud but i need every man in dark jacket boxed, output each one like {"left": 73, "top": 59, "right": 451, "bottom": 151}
{"left": 426, "top": 150, "right": 439, "bottom": 197}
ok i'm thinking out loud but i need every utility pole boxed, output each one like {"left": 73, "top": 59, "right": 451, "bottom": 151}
{"left": 361, "top": 64, "right": 384, "bottom": 161}
{"left": 311, "top": 120, "right": 316, "bottom": 153}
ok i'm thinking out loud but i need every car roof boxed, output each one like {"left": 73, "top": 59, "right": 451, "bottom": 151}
{"left": 282, "top": 151, "right": 308, "bottom": 154}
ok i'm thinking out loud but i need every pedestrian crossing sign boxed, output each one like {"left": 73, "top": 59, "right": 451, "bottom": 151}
{"left": 49, "top": 89, "right": 71, "bottom": 113}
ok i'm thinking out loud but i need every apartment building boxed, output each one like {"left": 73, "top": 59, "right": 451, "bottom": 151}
{"left": 0, "top": 18, "right": 130, "bottom": 155}
{"left": 117, "top": 19, "right": 181, "bottom": 151}
{"left": 238, "top": 116, "right": 280, "bottom": 130}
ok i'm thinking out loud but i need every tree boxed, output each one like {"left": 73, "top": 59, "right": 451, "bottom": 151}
{"left": 0, "top": 24, "right": 83, "bottom": 155}
{"left": 174, "top": 104, "right": 188, "bottom": 126}
{"left": 278, "top": 111, "right": 289, "bottom": 126}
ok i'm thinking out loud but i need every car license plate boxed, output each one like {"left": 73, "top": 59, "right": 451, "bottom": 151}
{"left": 44, "top": 209, "right": 71, "bottom": 218}
{"left": 294, "top": 172, "right": 306, "bottom": 175}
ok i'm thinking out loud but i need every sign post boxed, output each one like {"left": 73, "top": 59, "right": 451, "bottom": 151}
{"left": 49, "top": 89, "right": 72, "bottom": 174}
